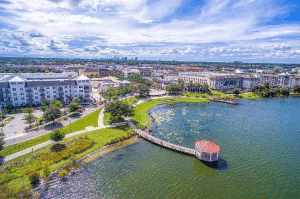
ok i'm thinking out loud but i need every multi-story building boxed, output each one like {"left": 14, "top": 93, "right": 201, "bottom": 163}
{"left": 79, "top": 68, "right": 111, "bottom": 77}
{"left": 0, "top": 74, "right": 91, "bottom": 109}
{"left": 180, "top": 72, "right": 300, "bottom": 91}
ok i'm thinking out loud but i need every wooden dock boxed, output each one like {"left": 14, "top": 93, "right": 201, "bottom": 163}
{"left": 128, "top": 120, "right": 195, "bottom": 156}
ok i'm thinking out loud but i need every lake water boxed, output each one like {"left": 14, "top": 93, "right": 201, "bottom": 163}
{"left": 41, "top": 98, "right": 300, "bottom": 198}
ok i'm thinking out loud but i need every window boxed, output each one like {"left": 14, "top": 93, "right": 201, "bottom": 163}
{"left": 79, "top": 90, "right": 83, "bottom": 92}
{"left": 79, "top": 86, "right": 83, "bottom": 88}
{"left": 75, "top": 95, "right": 77, "bottom": 97}
{"left": 47, "top": 95, "right": 50, "bottom": 98}
{"left": 65, "top": 90, "right": 68, "bottom": 93}
{"left": 13, "top": 93, "right": 17, "bottom": 96}
{"left": 65, "top": 86, "right": 67, "bottom": 89}
{"left": 18, "top": 82, "right": 23, "bottom": 84}
{"left": 74, "top": 86, "right": 77, "bottom": 89}
{"left": 35, "top": 96, "right": 38, "bottom": 99}
{"left": 20, "top": 93, "right": 24, "bottom": 96}
{"left": 69, "top": 86, "right": 71, "bottom": 88}
{"left": 47, "top": 91, "right": 50, "bottom": 94}
{"left": 53, "top": 86, "right": 56, "bottom": 89}
{"left": 46, "top": 87, "right": 49, "bottom": 89}
{"left": 20, "top": 88, "right": 23, "bottom": 91}
{"left": 78, "top": 80, "right": 81, "bottom": 83}
{"left": 54, "top": 95, "right": 56, "bottom": 98}
{"left": 86, "top": 80, "right": 89, "bottom": 82}
{"left": 34, "top": 87, "right": 37, "bottom": 90}
{"left": 21, "top": 97, "right": 25, "bottom": 100}
{"left": 14, "top": 97, "right": 18, "bottom": 100}
{"left": 11, "top": 82, "right": 16, "bottom": 85}
{"left": 53, "top": 91, "right": 56, "bottom": 93}
{"left": 13, "top": 88, "right": 16, "bottom": 91}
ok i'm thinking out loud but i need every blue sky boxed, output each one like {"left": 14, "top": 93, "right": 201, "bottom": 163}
{"left": 0, "top": 0, "right": 300, "bottom": 63}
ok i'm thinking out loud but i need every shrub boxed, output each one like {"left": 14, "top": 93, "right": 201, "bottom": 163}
{"left": 50, "top": 143, "right": 66, "bottom": 152}
{"left": 37, "top": 116, "right": 45, "bottom": 125}
{"left": 59, "top": 170, "right": 68, "bottom": 178}
{"left": 28, "top": 171, "right": 40, "bottom": 186}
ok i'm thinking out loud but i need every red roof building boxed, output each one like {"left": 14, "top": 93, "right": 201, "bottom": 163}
{"left": 195, "top": 140, "right": 220, "bottom": 162}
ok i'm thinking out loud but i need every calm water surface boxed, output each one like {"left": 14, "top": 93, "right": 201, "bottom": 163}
{"left": 41, "top": 98, "right": 300, "bottom": 198}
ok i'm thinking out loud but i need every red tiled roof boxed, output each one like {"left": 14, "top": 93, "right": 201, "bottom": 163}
{"left": 195, "top": 140, "right": 220, "bottom": 153}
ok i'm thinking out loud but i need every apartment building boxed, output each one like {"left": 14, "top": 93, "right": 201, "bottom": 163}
{"left": 180, "top": 72, "right": 300, "bottom": 90}
{"left": 0, "top": 74, "right": 91, "bottom": 109}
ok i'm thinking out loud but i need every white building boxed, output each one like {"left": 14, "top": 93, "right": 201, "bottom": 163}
{"left": 0, "top": 74, "right": 91, "bottom": 109}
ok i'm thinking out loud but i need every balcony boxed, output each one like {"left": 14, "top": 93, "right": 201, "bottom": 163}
{"left": 26, "top": 94, "right": 33, "bottom": 98}
{"left": 84, "top": 90, "right": 90, "bottom": 93}
{"left": 58, "top": 87, "right": 63, "bottom": 91}
{"left": 84, "top": 85, "right": 90, "bottom": 89}
{"left": 39, "top": 88, "right": 45, "bottom": 92}
{"left": 40, "top": 93, "right": 45, "bottom": 97}
{"left": 25, "top": 89, "right": 33, "bottom": 93}
{"left": 59, "top": 92, "right": 64, "bottom": 95}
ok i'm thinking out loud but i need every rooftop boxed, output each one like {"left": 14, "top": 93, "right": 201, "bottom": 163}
{"left": 195, "top": 140, "right": 220, "bottom": 153}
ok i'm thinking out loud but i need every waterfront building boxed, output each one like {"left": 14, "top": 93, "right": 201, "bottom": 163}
{"left": 0, "top": 74, "right": 91, "bottom": 109}
{"left": 194, "top": 140, "right": 220, "bottom": 162}
{"left": 180, "top": 72, "right": 300, "bottom": 90}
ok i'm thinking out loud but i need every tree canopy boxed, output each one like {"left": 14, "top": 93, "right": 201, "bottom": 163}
{"left": 50, "top": 129, "right": 65, "bottom": 143}
{"left": 136, "top": 83, "right": 149, "bottom": 98}
{"left": 105, "top": 100, "right": 134, "bottom": 118}
{"left": 43, "top": 105, "right": 61, "bottom": 124}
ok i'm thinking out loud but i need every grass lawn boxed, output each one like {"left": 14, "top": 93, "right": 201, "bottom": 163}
{"left": 210, "top": 90, "right": 227, "bottom": 96}
{"left": 103, "top": 112, "right": 111, "bottom": 125}
{"left": 0, "top": 126, "right": 132, "bottom": 197}
{"left": 239, "top": 93, "right": 261, "bottom": 99}
{"left": 9, "top": 110, "right": 23, "bottom": 114}
{"left": 132, "top": 97, "right": 209, "bottom": 129}
{"left": 182, "top": 92, "right": 210, "bottom": 99}
{"left": 0, "top": 108, "right": 102, "bottom": 157}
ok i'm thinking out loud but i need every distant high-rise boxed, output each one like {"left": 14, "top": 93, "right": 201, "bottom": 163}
{"left": 124, "top": 57, "right": 127, "bottom": 61}
{"left": 135, "top": 57, "right": 138, "bottom": 61}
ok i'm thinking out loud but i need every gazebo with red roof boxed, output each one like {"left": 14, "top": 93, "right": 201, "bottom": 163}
{"left": 195, "top": 140, "right": 220, "bottom": 162}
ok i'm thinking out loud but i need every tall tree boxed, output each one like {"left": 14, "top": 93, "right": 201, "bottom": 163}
{"left": 23, "top": 107, "right": 34, "bottom": 115}
{"left": 165, "top": 83, "right": 181, "bottom": 95}
{"left": 42, "top": 99, "right": 50, "bottom": 106}
{"left": 105, "top": 100, "right": 134, "bottom": 122}
{"left": 50, "top": 99, "right": 62, "bottom": 108}
{"left": 40, "top": 105, "right": 47, "bottom": 114}
{"left": 43, "top": 105, "right": 61, "bottom": 124}
{"left": 50, "top": 129, "right": 65, "bottom": 143}
{"left": 264, "top": 82, "right": 270, "bottom": 89}
{"left": 232, "top": 88, "right": 241, "bottom": 97}
{"left": 293, "top": 84, "right": 300, "bottom": 93}
{"left": 203, "top": 84, "right": 209, "bottom": 93}
{"left": 136, "top": 83, "right": 149, "bottom": 98}
{"left": 68, "top": 103, "right": 82, "bottom": 113}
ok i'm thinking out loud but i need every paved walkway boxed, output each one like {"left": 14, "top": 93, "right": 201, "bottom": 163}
{"left": 4, "top": 105, "right": 105, "bottom": 146}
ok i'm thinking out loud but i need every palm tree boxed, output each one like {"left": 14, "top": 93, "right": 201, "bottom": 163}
{"left": 23, "top": 107, "right": 34, "bottom": 115}
{"left": 203, "top": 84, "right": 209, "bottom": 93}
{"left": 40, "top": 105, "right": 47, "bottom": 114}
{"left": 23, "top": 114, "right": 37, "bottom": 129}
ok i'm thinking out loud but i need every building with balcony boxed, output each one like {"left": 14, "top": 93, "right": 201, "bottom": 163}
{"left": 0, "top": 74, "right": 91, "bottom": 109}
